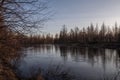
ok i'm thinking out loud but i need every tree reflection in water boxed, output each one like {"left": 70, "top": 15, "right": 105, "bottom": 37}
{"left": 2, "top": 44, "right": 120, "bottom": 80}
{"left": 54, "top": 45, "right": 120, "bottom": 69}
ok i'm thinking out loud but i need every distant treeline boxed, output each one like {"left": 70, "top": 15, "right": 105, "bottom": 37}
{"left": 21, "top": 23, "right": 120, "bottom": 46}
{"left": 19, "top": 34, "right": 54, "bottom": 45}
{"left": 54, "top": 23, "right": 120, "bottom": 44}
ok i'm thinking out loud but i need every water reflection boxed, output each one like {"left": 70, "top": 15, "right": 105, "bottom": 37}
{"left": 18, "top": 45, "right": 120, "bottom": 80}
{"left": 55, "top": 45, "right": 120, "bottom": 68}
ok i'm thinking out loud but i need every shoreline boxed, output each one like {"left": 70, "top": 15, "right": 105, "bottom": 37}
{"left": 23, "top": 42, "right": 120, "bottom": 49}
{"left": 55, "top": 42, "right": 120, "bottom": 49}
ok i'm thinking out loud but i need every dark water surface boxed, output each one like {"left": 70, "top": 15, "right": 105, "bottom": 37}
{"left": 17, "top": 45, "right": 120, "bottom": 80}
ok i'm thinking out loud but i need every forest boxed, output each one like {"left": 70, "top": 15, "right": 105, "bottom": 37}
{"left": 22, "top": 23, "right": 120, "bottom": 48}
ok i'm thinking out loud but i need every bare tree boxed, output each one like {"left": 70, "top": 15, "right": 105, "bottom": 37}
{"left": 0, "top": 0, "right": 50, "bottom": 33}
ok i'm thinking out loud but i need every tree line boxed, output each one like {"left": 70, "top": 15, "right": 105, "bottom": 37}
{"left": 54, "top": 23, "right": 120, "bottom": 45}
{"left": 21, "top": 23, "right": 120, "bottom": 46}
{"left": 21, "top": 34, "right": 54, "bottom": 45}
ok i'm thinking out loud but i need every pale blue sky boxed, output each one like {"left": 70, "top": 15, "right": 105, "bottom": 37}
{"left": 42, "top": 0, "right": 120, "bottom": 34}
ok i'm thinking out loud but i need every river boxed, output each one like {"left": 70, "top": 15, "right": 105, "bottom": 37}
{"left": 16, "top": 44, "right": 120, "bottom": 80}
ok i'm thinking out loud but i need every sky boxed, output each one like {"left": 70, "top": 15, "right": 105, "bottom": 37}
{"left": 41, "top": 0, "right": 120, "bottom": 34}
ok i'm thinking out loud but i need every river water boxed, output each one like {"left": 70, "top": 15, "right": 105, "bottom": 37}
{"left": 17, "top": 44, "right": 120, "bottom": 80}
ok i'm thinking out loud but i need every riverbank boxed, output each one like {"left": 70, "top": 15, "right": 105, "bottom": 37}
{"left": 54, "top": 42, "right": 120, "bottom": 49}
